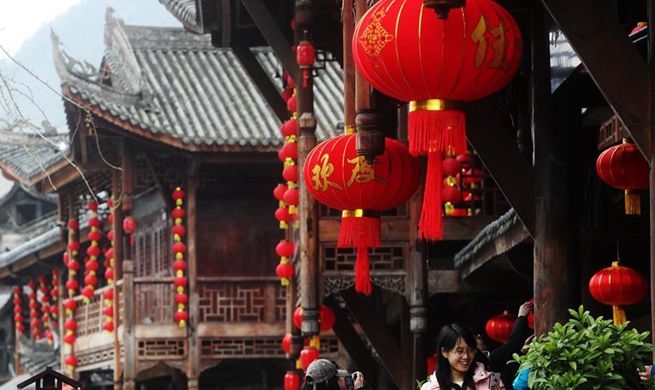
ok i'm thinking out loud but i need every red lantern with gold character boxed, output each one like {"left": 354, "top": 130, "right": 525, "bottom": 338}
{"left": 485, "top": 311, "right": 516, "bottom": 343}
{"left": 353, "top": 0, "right": 522, "bottom": 241}
{"left": 589, "top": 261, "right": 648, "bottom": 325}
{"left": 596, "top": 139, "right": 649, "bottom": 215}
{"left": 304, "top": 134, "right": 420, "bottom": 294}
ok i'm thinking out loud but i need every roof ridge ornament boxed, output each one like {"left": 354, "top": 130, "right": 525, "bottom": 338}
{"left": 103, "top": 7, "right": 144, "bottom": 94}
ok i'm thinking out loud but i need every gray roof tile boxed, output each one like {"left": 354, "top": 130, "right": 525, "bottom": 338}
{"left": 55, "top": 15, "right": 343, "bottom": 152}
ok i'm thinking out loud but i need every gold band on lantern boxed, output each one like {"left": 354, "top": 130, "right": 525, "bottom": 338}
{"left": 409, "top": 99, "right": 464, "bottom": 112}
{"left": 345, "top": 125, "right": 357, "bottom": 135}
{"left": 342, "top": 209, "right": 380, "bottom": 218}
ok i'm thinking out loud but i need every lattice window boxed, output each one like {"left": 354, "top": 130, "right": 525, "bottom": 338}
{"left": 198, "top": 281, "right": 287, "bottom": 322}
{"left": 135, "top": 282, "right": 174, "bottom": 324}
{"left": 134, "top": 212, "right": 171, "bottom": 278}
{"left": 73, "top": 292, "right": 103, "bottom": 337}
{"left": 323, "top": 244, "right": 407, "bottom": 272}
{"left": 200, "top": 336, "right": 340, "bottom": 358}
{"left": 77, "top": 346, "right": 113, "bottom": 368}
{"left": 138, "top": 339, "right": 186, "bottom": 357}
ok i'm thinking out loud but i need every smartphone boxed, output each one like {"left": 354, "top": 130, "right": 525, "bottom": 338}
{"left": 345, "top": 375, "right": 354, "bottom": 390}
{"left": 488, "top": 372, "right": 501, "bottom": 389}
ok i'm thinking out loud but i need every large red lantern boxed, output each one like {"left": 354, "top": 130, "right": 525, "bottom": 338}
{"left": 485, "top": 311, "right": 516, "bottom": 343}
{"left": 304, "top": 134, "right": 420, "bottom": 294}
{"left": 354, "top": 0, "right": 522, "bottom": 241}
{"left": 596, "top": 139, "right": 649, "bottom": 215}
{"left": 589, "top": 261, "right": 648, "bottom": 325}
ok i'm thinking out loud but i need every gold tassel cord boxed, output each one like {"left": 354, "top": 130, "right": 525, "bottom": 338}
{"left": 624, "top": 189, "right": 641, "bottom": 215}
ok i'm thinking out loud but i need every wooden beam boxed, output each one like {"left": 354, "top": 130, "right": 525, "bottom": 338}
{"left": 426, "top": 270, "right": 460, "bottom": 294}
{"left": 238, "top": 0, "right": 299, "bottom": 84}
{"left": 466, "top": 99, "right": 535, "bottom": 238}
{"left": 324, "top": 296, "right": 378, "bottom": 390}
{"left": 341, "top": 289, "right": 407, "bottom": 389}
{"left": 231, "top": 42, "right": 287, "bottom": 122}
{"left": 540, "top": 0, "right": 651, "bottom": 160}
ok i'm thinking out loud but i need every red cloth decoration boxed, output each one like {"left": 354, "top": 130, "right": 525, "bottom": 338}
{"left": 353, "top": 0, "right": 522, "bottom": 240}
{"left": 589, "top": 261, "right": 648, "bottom": 325}
{"left": 596, "top": 139, "right": 649, "bottom": 215}
{"left": 485, "top": 311, "right": 516, "bottom": 343}
{"left": 304, "top": 134, "right": 420, "bottom": 294}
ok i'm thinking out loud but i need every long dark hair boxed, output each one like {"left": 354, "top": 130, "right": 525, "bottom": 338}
{"left": 435, "top": 323, "right": 477, "bottom": 390}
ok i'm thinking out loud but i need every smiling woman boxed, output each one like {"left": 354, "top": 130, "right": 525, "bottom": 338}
{"left": 421, "top": 324, "right": 504, "bottom": 390}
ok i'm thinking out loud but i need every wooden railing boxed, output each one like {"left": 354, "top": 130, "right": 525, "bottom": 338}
{"left": 73, "top": 284, "right": 113, "bottom": 337}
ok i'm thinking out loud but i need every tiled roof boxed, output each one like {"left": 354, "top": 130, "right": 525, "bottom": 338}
{"left": 158, "top": 0, "right": 201, "bottom": 32}
{"left": 54, "top": 11, "right": 343, "bottom": 152}
{"left": 0, "top": 131, "right": 69, "bottom": 183}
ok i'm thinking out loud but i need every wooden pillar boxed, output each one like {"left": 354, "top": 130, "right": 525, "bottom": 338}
{"left": 121, "top": 141, "right": 136, "bottom": 390}
{"left": 532, "top": 6, "right": 581, "bottom": 334}
{"left": 186, "top": 161, "right": 200, "bottom": 390}
{"left": 649, "top": 0, "right": 655, "bottom": 354}
{"left": 295, "top": 0, "right": 320, "bottom": 336}
{"left": 112, "top": 169, "right": 124, "bottom": 390}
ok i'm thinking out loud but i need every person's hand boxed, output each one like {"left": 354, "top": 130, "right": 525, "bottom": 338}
{"left": 353, "top": 371, "right": 365, "bottom": 389}
{"left": 518, "top": 301, "right": 533, "bottom": 317}
{"left": 638, "top": 365, "right": 653, "bottom": 381}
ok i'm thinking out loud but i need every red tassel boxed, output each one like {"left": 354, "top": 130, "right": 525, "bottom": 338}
{"left": 339, "top": 214, "right": 381, "bottom": 248}
{"left": 419, "top": 152, "right": 443, "bottom": 241}
{"left": 355, "top": 241, "right": 371, "bottom": 295}
{"left": 408, "top": 109, "right": 466, "bottom": 156}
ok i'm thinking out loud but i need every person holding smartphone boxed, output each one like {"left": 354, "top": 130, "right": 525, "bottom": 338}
{"left": 304, "top": 359, "right": 369, "bottom": 390}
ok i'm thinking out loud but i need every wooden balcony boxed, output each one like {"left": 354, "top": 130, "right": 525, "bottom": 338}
{"left": 72, "top": 276, "right": 305, "bottom": 373}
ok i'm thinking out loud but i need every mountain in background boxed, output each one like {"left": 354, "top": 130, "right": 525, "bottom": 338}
{"left": 0, "top": 0, "right": 181, "bottom": 131}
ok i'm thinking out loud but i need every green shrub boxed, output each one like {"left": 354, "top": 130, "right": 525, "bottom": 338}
{"left": 513, "top": 306, "right": 655, "bottom": 390}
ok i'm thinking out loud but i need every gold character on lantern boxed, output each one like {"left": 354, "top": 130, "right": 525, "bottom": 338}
{"left": 346, "top": 156, "right": 386, "bottom": 187}
{"left": 311, "top": 154, "right": 344, "bottom": 192}
{"left": 471, "top": 16, "right": 510, "bottom": 70}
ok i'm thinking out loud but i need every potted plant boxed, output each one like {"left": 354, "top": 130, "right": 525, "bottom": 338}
{"left": 513, "top": 306, "right": 655, "bottom": 390}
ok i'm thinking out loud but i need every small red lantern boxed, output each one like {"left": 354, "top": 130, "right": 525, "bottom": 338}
{"left": 319, "top": 305, "right": 335, "bottom": 332}
{"left": 281, "top": 87, "right": 293, "bottom": 102}
{"left": 293, "top": 307, "right": 303, "bottom": 330}
{"left": 276, "top": 262, "right": 294, "bottom": 284}
{"left": 280, "top": 141, "right": 298, "bottom": 162}
{"left": 296, "top": 41, "right": 316, "bottom": 87}
{"left": 442, "top": 157, "right": 461, "bottom": 177}
{"left": 283, "top": 118, "right": 298, "bottom": 139}
{"left": 274, "top": 184, "right": 289, "bottom": 205}
{"left": 353, "top": 0, "right": 522, "bottom": 241}
{"left": 284, "top": 188, "right": 300, "bottom": 213}
{"left": 299, "top": 347, "right": 319, "bottom": 371}
{"left": 65, "top": 354, "right": 77, "bottom": 370}
{"left": 596, "top": 139, "right": 649, "bottom": 215}
{"left": 123, "top": 216, "right": 136, "bottom": 234}
{"left": 589, "top": 261, "right": 648, "bottom": 325}
{"left": 284, "top": 372, "right": 301, "bottom": 390}
{"left": 282, "top": 333, "right": 292, "bottom": 354}
{"left": 276, "top": 241, "right": 295, "bottom": 258}
{"left": 442, "top": 185, "right": 462, "bottom": 204}
{"left": 485, "top": 311, "right": 516, "bottom": 343}
{"left": 275, "top": 207, "right": 291, "bottom": 229}
{"left": 283, "top": 164, "right": 299, "bottom": 183}
{"left": 67, "top": 220, "right": 79, "bottom": 231}
{"left": 287, "top": 94, "right": 297, "bottom": 113}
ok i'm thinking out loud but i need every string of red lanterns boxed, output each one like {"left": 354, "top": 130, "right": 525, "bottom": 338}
{"left": 27, "top": 280, "right": 41, "bottom": 340}
{"left": 64, "top": 218, "right": 79, "bottom": 373}
{"left": 82, "top": 201, "right": 101, "bottom": 302}
{"left": 13, "top": 286, "right": 24, "bottom": 334}
{"left": 50, "top": 269, "right": 59, "bottom": 321}
{"left": 39, "top": 276, "right": 53, "bottom": 344}
{"left": 275, "top": 240, "right": 295, "bottom": 286}
{"left": 103, "top": 198, "right": 116, "bottom": 333}
{"left": 172, "top": 187, "right": 189, "bottom": 328}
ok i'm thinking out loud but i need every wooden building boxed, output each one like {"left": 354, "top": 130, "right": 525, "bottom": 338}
{"left": 0, "top": 0, "right": 653, "bottom": 389}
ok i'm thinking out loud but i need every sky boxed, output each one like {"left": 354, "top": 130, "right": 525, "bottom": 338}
{"left": 0, "top": 0, "right": 84, "bottom": 59}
